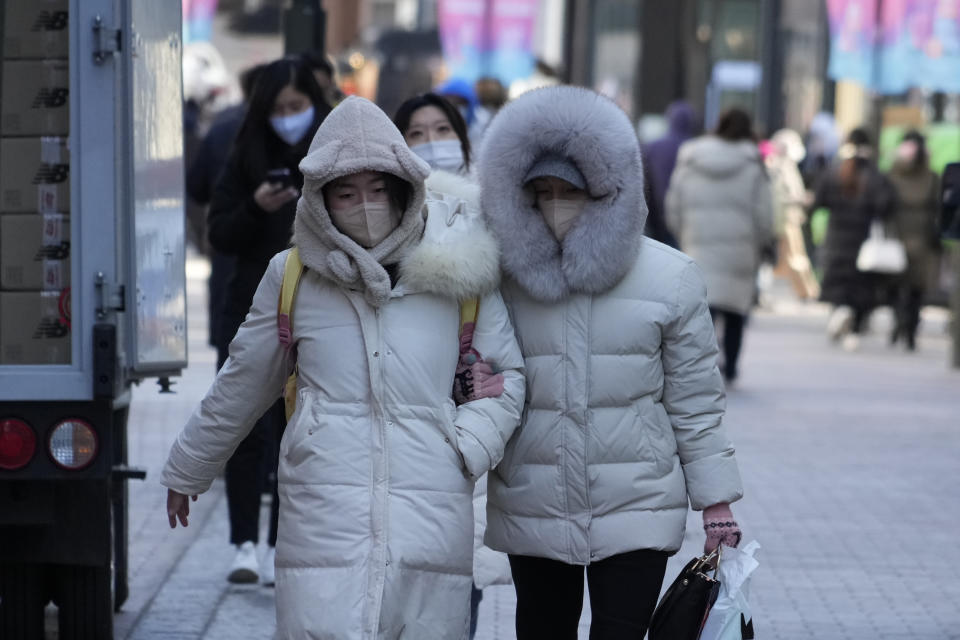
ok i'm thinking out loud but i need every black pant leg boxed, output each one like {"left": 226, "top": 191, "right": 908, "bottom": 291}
{"left": 723, "top": 311, "right": 747, "bottom": 380}
{"left": 509, "top": 554, "right": 585, "bottom": 640}
{"left": 585, "top": 549, "right": 669, "bottom": 640}
{"left": 225, "top": 415, "right": 270, "bottom": 545}
{"left": 267, "top": 399, "right": 285, "bottom": 547}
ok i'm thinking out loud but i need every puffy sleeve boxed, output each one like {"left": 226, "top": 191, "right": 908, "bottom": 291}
{"left": 161, "top": 253, "right": 289, "bottom": 495}
{"left": 661, "top": 262, "right": 744, "bottom": 510}
{"left": 453, "top": 290, "right": 526, "bottom": 478}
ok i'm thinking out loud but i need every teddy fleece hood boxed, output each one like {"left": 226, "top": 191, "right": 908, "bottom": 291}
{"left": 478, "top": 86, "right": 647, "bottom": 302}
{"left": 293, "top": 96, "right": 431, "bottom": 306}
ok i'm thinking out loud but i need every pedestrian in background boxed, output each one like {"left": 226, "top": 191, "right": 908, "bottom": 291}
{"left": 642, "top": 100, "right": 697, "bottom": 247}
{"left": 394, "top": 93, "right": 472, "bottom": 175}
{"left": 395, "top": 92, "right": 512, "bottom": 640}
{"left": 811, "top": 128, "right": 897, "bottom": 351}
{"left": 205, "top": 57, "right": 331, "bottom": 585}
{"left": 165, "top": 96, "right": 524, "bottom": 638}
{"left": 666, "top": 108, "right": 775, "bottom": 383}
{"left": 479, "top": 86, "right": 743, "bottom": 639}
{"left": 187, "top": 62, "right": 264, "bottom": 352}
{"left": 886, "top": 130, "right": 941, "bottom": 350}
{"left": 766, "top": 128, "right": 821, "bottom": 301}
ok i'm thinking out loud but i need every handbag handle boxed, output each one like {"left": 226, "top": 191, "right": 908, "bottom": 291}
{"left": 691, "top": 545, "right": 722, "bottom": 579}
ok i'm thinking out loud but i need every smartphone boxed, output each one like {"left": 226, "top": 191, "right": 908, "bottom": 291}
{"left": 265, "top": 168, "right": 293, "bottom": 190}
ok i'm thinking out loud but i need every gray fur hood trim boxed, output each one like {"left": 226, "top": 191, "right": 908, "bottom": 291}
{"left": 293, "top": 96, "right": 431, "bottom": 307}
{"left": 397, "top": 171, "right": 500, "bottom": 300}
{"left": 478, "top": 86, "right": 647, "bottom": 302}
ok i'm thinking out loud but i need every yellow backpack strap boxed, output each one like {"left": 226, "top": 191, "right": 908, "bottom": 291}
{"left": 278, "top": 247, "right": 305, "bottom": 350}
{"left": 279, "top": 248, "right": 305, "bottom": 421}
{"left": 459, "top": 297, "right": 480, "bottom": 364}
{"left": 459, "top": 297, "right": 479, "bottom": 335}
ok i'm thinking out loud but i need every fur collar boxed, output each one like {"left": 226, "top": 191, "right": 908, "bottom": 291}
{"left": 398, "top": 171, "right": 500, "bottom": 300}
{"left": 478, "top": 86, "right": 646, "bottom": 302}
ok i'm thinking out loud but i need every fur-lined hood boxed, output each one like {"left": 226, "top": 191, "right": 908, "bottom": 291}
{"left": 478, "top": 86, "right": 647, "bottom": 302}
{"left": 293, "top": 97, "right": 497, "bottom": 303}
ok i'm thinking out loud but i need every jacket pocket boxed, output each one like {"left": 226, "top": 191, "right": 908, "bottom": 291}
{"left": 280, "top": 388, "right": 315, "bottom": 462}
{"left": 439, "top": 401, "right": 468, "bottom": 473}
{"left": 646, "top": 403, "right": 679, "bottom": 474}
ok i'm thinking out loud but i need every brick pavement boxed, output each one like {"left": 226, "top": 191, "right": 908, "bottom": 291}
{"left": 119, "top": 262, "right": 960, "bottom": 639}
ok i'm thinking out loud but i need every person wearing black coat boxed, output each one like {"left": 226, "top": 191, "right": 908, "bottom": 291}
{"left": 206, "top": 57, "right": 331, "bottom": 585}
{"left": 810, "top": 128, "right": 897, "bottom": 351}
{"left": 187, "top": 64, "right": 265, "bottom": 350}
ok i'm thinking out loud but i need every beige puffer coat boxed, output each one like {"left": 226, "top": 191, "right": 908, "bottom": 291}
{"left": 478, "top": 86, "right": 743, "bottom": 565}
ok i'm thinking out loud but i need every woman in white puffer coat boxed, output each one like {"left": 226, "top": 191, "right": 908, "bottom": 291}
{"left": 162, "top": 96, "right": 525, "bottom": 640}
{"left": 478, "top": 86, "right": 744, "bottom": 639}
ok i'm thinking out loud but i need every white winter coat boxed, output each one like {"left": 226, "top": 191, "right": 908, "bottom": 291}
{"left": 162, "top": 98, "right": 525, "bottom": 639}
{"left": 666, "top": 135, "right": 775, "bottom": 314}
{"left": 478, "top": 87, "right": 743, "bottom": 565}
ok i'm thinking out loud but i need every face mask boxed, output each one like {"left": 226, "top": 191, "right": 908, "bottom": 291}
{"left": 270, "top": 105, "right": 316, "bottom": 146}
{"left": 411, "top": 139, "right": 465, "bottom": 174}
{"left": 541, "top": 198, "right": 586, "bottom": 242}
{"left": 329, "top": 200, "right": 401, "bottom": 248}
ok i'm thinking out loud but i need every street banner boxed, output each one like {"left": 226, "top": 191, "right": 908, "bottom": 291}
{"left": 878, "top": 0, "right": 960, "bottom": 94}
{"left": 826, "top": 0, "right": 879, "bottom": 88}
{"left": 828, "top": 0, "right": 960, "bottom": 93}
{"left": 437, "top": 0, "right": 537, "bottom": 84}
{"left": 182, "top": 0, "right": 219, "bottom": 44}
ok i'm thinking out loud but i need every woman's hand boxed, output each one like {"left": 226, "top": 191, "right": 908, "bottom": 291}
{"left": 254, "top": 181, "right": 299, "bottom": 213}
{"left": 703, "top": 502, "right": 742, "bottom": 553}
{"left": 167, "top": 489, "right": 198, "bottom": 529}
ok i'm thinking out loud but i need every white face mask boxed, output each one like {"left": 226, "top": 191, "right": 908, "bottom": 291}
{"left": 270, "top": 105, "right": 316, "bottom": 146}
{"left": 411, "top": 139, "right": 465, "bottom": 174}
{"left": 541, "top": 199, "right": 586, "bottom": 242}
{"left": 329, "top": 200, "right": 401, "bottom": 248}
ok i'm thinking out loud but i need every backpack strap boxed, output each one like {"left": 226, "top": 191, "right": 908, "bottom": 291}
{"left": 278, "top": 247, "right": 305, "bottom": 351}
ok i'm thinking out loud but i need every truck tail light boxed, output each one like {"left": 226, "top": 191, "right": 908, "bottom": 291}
{"left": 0, "top": 418, "right": 37, "bottom": 470}
{"left": 48, "top": 419, "right": 98, "bottom": 470}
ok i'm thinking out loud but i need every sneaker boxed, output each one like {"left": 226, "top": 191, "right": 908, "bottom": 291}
{"left": 261, "top": 546, "right": 276, "bottom": 586}
{"left": 827, "top": 306, "right": 853, "bottom": 341}
{"left": 842, "top": 333, "right": 860, "bottom": 352}
{"left": 227, "top": 541, "right": 259, "bottom": 584}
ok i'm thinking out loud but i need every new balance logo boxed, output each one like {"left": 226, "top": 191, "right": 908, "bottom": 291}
{"left": 31, "top": 11, "right": 68, "bottom": 32}
{"left": 32, "top": 164, "right": 69, "bottom": 184}
{"left": 31, "top": 88, "right": 68, "bottom": 109}
{"left": 34, "top": 242, "right": 70, "bottom": 261}
{"left": 33, "top": 317, "right": 69, "bottom": 339}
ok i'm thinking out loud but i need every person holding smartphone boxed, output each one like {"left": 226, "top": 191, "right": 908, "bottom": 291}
{"left": 205, "top": 56, "right": 331, "bottom": 586}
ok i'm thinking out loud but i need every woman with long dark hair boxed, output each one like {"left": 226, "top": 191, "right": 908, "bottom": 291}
{"left": 394, "top": 93, "right": 505, "bottom": 640}
{"left": 811, "top": 128, "right": 897, "bottom": 351}
{"left": 205, "top": 56, "right": 331, "bottom": 585}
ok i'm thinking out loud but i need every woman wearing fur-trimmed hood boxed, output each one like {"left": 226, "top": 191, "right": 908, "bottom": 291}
{"left": 478, "top": 86, "right": 744, "bottom": 637}
{"left": 163, "top": 96, "right": 525, "bottom": 639}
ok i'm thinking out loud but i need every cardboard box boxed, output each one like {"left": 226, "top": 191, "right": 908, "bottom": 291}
{"left": 1, "top": 60, "right": 69, "bottom": 136}
{"left": 3, "top": 0, "right": 69, "bottom": 59}
{"left": 0, "top": 289, "right": 71, "bottom": 364}
{"left": 0, "top": 137, "right": 70, "bottom": 212}
{"left": 1, "top": 213, "right": 70, "bottom": 290}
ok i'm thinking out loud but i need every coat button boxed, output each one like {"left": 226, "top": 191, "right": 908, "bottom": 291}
{"left": 373, "top": 351, "right": 379, "bottom": 357}
{"left": 387, "top": 421, "right": 393, "bottom": 427}
{"left": 444, "top": 437, "right": 450, "bottom": 443}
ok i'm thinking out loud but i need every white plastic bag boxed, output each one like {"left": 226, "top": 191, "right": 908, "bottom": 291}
{"left": 700, "top": 540, "right": 760, "bottom": 640}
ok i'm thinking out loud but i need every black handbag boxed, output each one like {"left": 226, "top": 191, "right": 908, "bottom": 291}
{"left": 648, "top": 547, "right": 721, "bottom": 640}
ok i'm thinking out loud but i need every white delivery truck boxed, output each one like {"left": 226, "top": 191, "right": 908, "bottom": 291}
{"left": 0, "top": 1, "right": 186, "bottom": 637}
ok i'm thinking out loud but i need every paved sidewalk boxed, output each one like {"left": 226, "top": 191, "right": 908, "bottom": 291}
{"left": 118, "top": 262, "right": 960, "bottom": 639}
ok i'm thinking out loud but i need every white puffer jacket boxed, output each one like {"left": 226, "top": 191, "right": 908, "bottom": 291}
{"left": 666, "top": 135, "right": 775, "bottom": 315}
{"left": 478, "top": 87, "right": 743, "bottom": 565}
{"left": 162, "top": 98, "right": 525, "bottom": 639}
